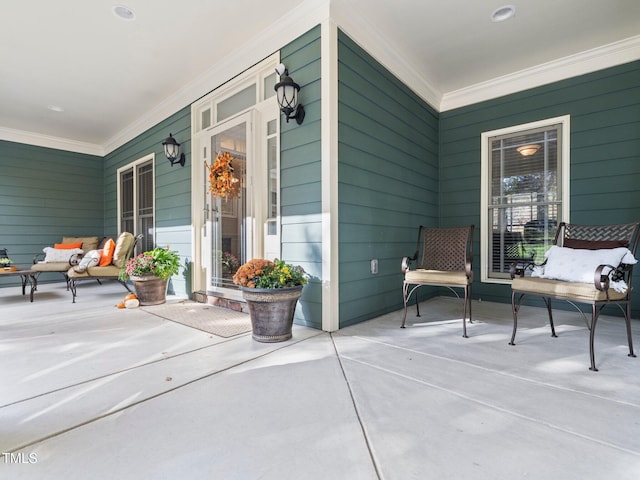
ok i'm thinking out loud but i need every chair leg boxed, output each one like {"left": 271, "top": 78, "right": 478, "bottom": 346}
{"left": 589, "top": 305, "right": 600, "bottom": 371}
{"left": 543, "top": 297, "right": 557, "bottom": 338}
{"left": 509, "top": 291, "right": 520, "bottom": 346}
{"left": 625, "top": 302, "right": 636, "bottom": 358}
{"left": 401, "top": 282, "right": 410, "bottom": 328}
{"left": 467, "top": 284, "right": 473, "bottom": 323}
{"left": 461, "top": 285, "right": 469, "bottom": 338}
{"left": 70, "top": 279, "right": 78, "bottom": 303}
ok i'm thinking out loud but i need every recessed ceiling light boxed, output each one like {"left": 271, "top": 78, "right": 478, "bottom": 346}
{"left": 491, "top": 5, "right": 516, "bottom": 22}
{"left": 112, "top": 4, "right": 136, "bottom": 21}
{"left": 47, "top": 105, "right": 64, "bottom": 112}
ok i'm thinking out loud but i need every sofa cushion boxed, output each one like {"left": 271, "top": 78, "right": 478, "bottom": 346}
{"left": 32, "top": 261, "right": 73, "bottom": 273}
{"left": 54, "top": 242, "right": 83, "bottom": 249}
{"left": 112, "top": 232, "right": 135, "bottom": 268}
{"left": 99, "top": 238, "right": 116, "bottom": 266}
{"left": 62, "top": 236, "right": 100, "bottom": 252}
{"left": 73, "top": 250, "right": 102, "bottom": 273}
{"left": 67, "top": 264, "right": 121, "bottom": 279}
{"left": 42, "top": 247, "right": 83, "bottom": 263}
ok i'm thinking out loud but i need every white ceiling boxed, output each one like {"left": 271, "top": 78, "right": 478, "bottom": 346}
{"left": 1, "top": 0, "right": 639, "bottom": 154}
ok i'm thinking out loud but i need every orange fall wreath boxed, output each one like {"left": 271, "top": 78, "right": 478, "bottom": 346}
{"left": 205, "top": 151, "right": 240, "bottom": 199}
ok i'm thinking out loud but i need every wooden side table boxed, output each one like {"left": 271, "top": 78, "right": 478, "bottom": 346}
{"left": 0, "top": 266, "right": 38, "bottom": 302}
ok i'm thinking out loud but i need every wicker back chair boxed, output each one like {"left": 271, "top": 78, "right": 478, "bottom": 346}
{"left": 510, "top": 221, "right": 640, "bottom": 371}
{"left": 401, "top": 225, "right": 474, "bottom": 337}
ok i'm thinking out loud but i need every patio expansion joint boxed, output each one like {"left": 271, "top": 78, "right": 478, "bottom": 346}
{"left": 329, "top": 332, "right": 383, "bottom": 480}
{"left": 339, "top": 335, "right": 640, "bottom": 458}
{"left": 3, "top": 330, "right": 326, "bottom": 454}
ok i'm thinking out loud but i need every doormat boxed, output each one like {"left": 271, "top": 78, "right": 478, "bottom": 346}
{"left": 141, "top": 301, "right": 251, "bottom": 338}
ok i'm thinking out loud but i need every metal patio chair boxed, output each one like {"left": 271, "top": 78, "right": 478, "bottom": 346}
{"left": 510, "top": 221, "right": 640, "bottom": 371}
{"left": 401, "top": 225, "right": 474, "bottom": 337}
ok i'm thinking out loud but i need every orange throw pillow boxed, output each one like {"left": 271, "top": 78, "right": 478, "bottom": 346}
{"left": 55, "top": 242, "right": 83, "bottom": 249}
{"left": 99, "top": 238, "right": 116, "bottom": 266}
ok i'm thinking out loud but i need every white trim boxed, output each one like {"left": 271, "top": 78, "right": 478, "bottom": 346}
{"left": 441, "top": 35, "right": 640, "bottom": 112}
{"left": 321, "top": 19, "right": 340, "bottom": 332}
{"left": 0, "top": 126, "right": 105, "bottom": 156}
{"left": 480, "top": 115, "right": 570, "bottom": 284}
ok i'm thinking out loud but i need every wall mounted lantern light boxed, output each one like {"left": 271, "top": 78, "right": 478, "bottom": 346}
{"left": 274, "top": 63, "right": 305, "bottom": 125}
{"left": 162, "top": 133, "right": 186, "bottom": 167}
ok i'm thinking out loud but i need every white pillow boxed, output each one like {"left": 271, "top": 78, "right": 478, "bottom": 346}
{"left": 73, "top": 250, "right": 103, "bottom": 273}
{"left": 42, "top": 247, "right": 84, "bottom": 263}
{"left": 539, "top": 246, "right": 637, "bottom": 283}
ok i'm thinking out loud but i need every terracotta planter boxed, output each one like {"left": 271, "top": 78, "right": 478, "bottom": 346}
{"left": 130, "top": 275, "right": 168, "bottom": 305}
{"left": 241, "top": 285, "right": 303, "bottom": 342}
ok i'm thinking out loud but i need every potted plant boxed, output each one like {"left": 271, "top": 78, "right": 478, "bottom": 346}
{"left": 233, "top": 258, "right": 307, "bottom": 342}
{"left": 0, "top": 257, "right": 14, "bottom": 271}
{"left": 119, "top": 247, "right": 181, "bottom": 305}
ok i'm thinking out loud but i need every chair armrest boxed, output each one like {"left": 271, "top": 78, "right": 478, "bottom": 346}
{"left": 510, "top": 259, "right": 544, "bottom": 279}
{"left": 33, "top": 253, "right": 45, "bottom": 264}
{"left": 593, "top": 263, "right": 630, "bottom": 292}
{"left": 69, "top": 253, "right": 84, "bottom": 266}
{"left": 401, "top": 256, "right": 412, "bottom": 273}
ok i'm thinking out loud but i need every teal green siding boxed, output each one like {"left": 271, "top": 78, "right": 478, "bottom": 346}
{"left": 280, "top": 26, "right": 323, "bottom": 328}
{"left": 0, "top": 141, "right": 103, "bottom": 286}
{"left": 440, "top": 60, "right": 640, "bottom": 316}
{"left": 104, "top": 107, "right": 192, "bottom": 296}
{"left": 338, "top": 31, "right": 439, "bottom": 327}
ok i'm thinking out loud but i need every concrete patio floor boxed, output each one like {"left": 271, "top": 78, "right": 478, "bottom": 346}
{"left": 1, "top": 280, "right": 640, "bottom": 479}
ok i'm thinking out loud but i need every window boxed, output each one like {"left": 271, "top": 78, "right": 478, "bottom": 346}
{"left": 118, "top": 155, "right": 155, "bottom": 253}
{"left": 481, "top": 116, "right": 570, "bottom": 282}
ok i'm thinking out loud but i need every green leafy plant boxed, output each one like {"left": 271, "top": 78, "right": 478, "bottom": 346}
{"left": 120, "top": 247, "right": 180, "bottom": 281}
{"left": 233, "top": 258, "right": 307, "bottom": 289}
{"left": 0, "top": 257, "right": 13, "bottom": 266}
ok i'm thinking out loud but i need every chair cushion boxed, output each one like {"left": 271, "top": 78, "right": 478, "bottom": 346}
{"left": 405, "top": 269, "right": 472, "bottom": 286}
{"left": 32, "top": 261, "right": 73, "bottom": 273}
{"left": 67, "top": 264, "right": 121, "bottom": 279}
{"left": 112, "top": 232, "right": 135, "bottom": 268}
{"left": 62, "top": 236, "right": 100, "bottom": 252}
{"left": 512, "top": 277, "right": 627, "bottom": 302}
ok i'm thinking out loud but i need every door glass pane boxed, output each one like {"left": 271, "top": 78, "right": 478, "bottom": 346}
{"left": 201, "top": 107, "right": 211, "bottom": 130}
{"left": 216, "top": 85, "right": 256, "bottom": 122}
{"left": 210, "top": 123, "right": 246, "bottom": 288}
{"left": 137, "top": 161, "right": 154, "bottom": 252}
{"left": 263, "top": 73, "right": 276, "bottom": 99}
{"left": 120, "top": 168, "right": 134, "bottom": 235}
{"left": 267, "top": 135, "right": 278, "bottom": 235}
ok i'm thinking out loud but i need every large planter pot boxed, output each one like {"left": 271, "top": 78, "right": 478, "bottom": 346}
{"left": 130, "top": 275, "right": 168, "bottom": 305}
{"left": 241, "top": 285, "right": 303, "bottom": 343}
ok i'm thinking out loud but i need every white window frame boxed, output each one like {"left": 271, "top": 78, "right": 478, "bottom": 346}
{"left": 117, "top": 153, "right": 156, "bottom": 253}
{"left": 480, "top": 115, "right": 571, "bottom": 284}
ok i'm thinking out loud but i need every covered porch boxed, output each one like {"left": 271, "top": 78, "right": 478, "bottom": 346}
{"left": 2, "top": 282, "right": 639, "bottom": 478}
